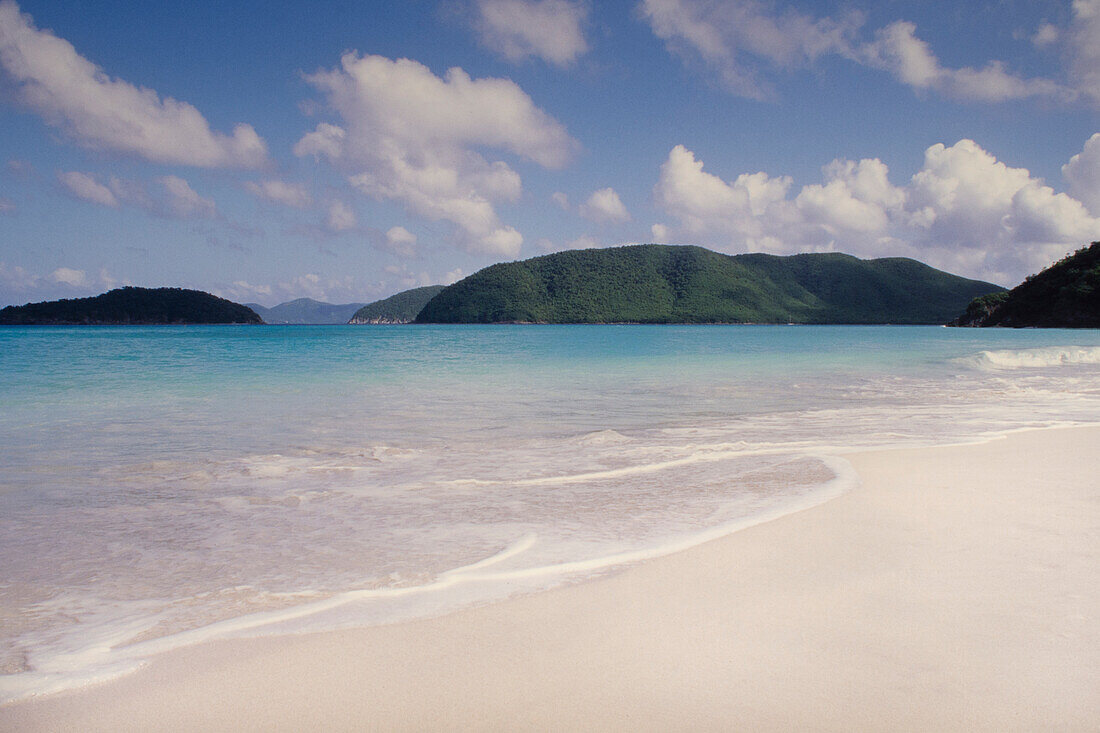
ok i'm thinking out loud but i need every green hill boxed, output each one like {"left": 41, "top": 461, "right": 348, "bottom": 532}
{"left": 0, "top": 287, "right": 263, "bottom": 325}
{"left": 349, "top": 285, "right": 445, "bottom": 324}
{"left": 247, "top": 298, "right": 366, "bottom": 324}
{"left": 416, "top": 245, "right": 1002, "bottom": 324}
{"left": 951, "top": 242, "right": 1100, "bottom": 328}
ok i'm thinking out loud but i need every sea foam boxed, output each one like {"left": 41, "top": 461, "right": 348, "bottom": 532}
{"left": 2, "top": 325, "right": 1099, "bottom": 704}
{"left": 969, "top": 345, "right": 1100, "bottom": 370}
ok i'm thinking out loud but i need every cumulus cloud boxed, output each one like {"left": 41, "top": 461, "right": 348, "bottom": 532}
{"left": 383, "top": 225, "right": 418, "bottom": 257}
{"left": 1033, "top": 22, "right": 1059, "bottom": 48}
{"left": 537, "top": 234, "right": 601, "bottom": 251}
{"left": 0, "top": 261, "right": 124, "bottom": 304}
{"left": 473, "top": 0, "right": 588, "bottom": 66}
{"left": 1069, "top": 0, "right": 1100, "bottom": 105}
{"left": 907, "top": 139, "right": 1099, "bottom": 280}
{"left": 218, "top": 273, "right": 365, "bottom": 306}
{"left": 795, "top": 158, "right": 904, "bottom": 235}
{"left": 326, "top": 200, "right": 357, "bottom": 233}
{"left": 58, "top": 170, "right": 118, "bottom": 207}
{"left": 0, "top": 1, "right": 267, "bottom": 167}
{"left": 579, "top": 187, "right": 630, "bottom": 223}
{"left": 653, "top": 144, "right": 792, "bottom": 246}
{"left": 296, "top": 53, "right": 577, "bottom": 256}
{"left": 551, "top": 191, "right": 570, "bottom": 210}
{"left": 244, "top": 179, "right": 313, "bottom": 209}
{"left": 639, "top": 0, "right": 1069, "bottom": 104}
{"left": 652, "top": 139, "right": 1100, "bottom": 285}
{"left": 50, "top": 266, "right": 86, "bottom": 286}
{"left": 159, "top": 175, "right": 216, "bottom": 219}
{"left": 1063, "top": 133, "right": 1100, "bottom": 214}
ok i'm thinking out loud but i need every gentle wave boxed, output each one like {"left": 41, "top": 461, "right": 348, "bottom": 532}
{"left": 4, "top": 325, "right": 1100, "bottom": 705}
{"left": 966, "top": 346, "right": 1100, "bottom": 370}
{"left": 0, "top": 455, "right": 857, "bottom": 705}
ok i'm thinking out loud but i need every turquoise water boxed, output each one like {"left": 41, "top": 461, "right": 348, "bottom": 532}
{"left": 2, "top": 325, "right": 1099, "bottom": 699}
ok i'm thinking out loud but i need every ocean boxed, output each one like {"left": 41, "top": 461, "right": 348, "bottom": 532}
{"left": 2, "top": 324, "right": 1099, "bottom": 701}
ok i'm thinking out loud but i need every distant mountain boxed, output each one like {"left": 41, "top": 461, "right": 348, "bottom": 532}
{"left": 951, "top": 242, "right": 1100, "bottom": 328}
{"left": 246, "top": 298, "right": 366, "bottom": 324}
{"left": 349, "top": 285, "right": 446, "bottom": 324}
{"left": 0, "top": 287, "right": 262, "bottom": 325}
{"left": 416, "top": 245, "right": 1002, "bottom": 325}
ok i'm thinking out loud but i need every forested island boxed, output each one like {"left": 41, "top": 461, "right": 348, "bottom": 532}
{"left": 415, "top": 245, "right": 1001, "bottom": 324}
{"left": 349, "top": 285, "right": 445, "bottom": 324}
{"left": 0, "top": 287, "right": 263, "bottom": 325}
{"left": 21, "top": 242, "right": 1093, "bottom": 328}
{"left": 951, "top": 242, "right": 1100, "bottom": 328}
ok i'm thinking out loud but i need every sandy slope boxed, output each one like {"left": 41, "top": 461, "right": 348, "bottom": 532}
{"left": 3, "top": 426, "right": 1097, "bottom": 732}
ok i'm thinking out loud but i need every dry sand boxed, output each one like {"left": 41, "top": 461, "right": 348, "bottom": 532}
{"left": 2, "top": 426, "right": 1097, "bottom": 732}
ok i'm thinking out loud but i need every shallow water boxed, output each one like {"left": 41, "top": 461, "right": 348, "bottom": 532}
{"left": 1, "top": 324, "right": 1099, "bottom": 700}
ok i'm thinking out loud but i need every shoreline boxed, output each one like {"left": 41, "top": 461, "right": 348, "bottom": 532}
{"left": 3, "top": 425, "right": 1097, "bottom": 731}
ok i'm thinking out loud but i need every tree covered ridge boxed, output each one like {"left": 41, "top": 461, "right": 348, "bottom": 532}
{"left": 350, "top": 285, "right": 445, "bottom": 323}
{"left": 0, "top": 287, "right": 263, "bottom": 325}
{"left": 416, "top": 245, "right": 1002, "bottom": 324}
{"left": 951, "top": 242, "right": 1100, "bottom": 328}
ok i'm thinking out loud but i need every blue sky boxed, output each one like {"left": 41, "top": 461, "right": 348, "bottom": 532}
{"left": 1, "top": 0, "right": 1098, "bottom": 306}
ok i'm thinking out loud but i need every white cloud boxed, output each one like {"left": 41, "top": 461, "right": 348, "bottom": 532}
{"left": 50, "top": 266, "right": 85, "bottom": 286}
{"left": 652, "top": 139, "right": 1100, "bottom": 285}
{"left": 863, "top": 21, "right": 1071, "bottom": 103}
{"left": 245, "top": 180, "right": 313, "bottom": 209}
{"left": 218, "top": 273, "right": 366, "bottom": 306}
{"left": 579, "top": 187, "right": 630, "bottom": 223}
{"left": 1033, "top": 22, "right": 1059, "bottom": 48}
{"left": 297, "top": 52, "right": 577, "bottom": 256}
{"left": 473, "top": 0, "right": 588, "bottom": 66}
{"left": 638, "top": 0, "right": 861, "bottom": 99}
{"left": 639, "top": 0, "right": 1069, "bottom": 104}
{"left": 58, "top": 170, "right": 220, "bottom": 220}
{"left": 795, "top": 158, "right": 904, "bottom": 235}
{"left": 0, "top": 261, "right": 124, "bottom": 305}
{"left": 58, "top": 171, "right": 119, "bottom": 207}
{"left": 537, "top": 234, "right": 614, "bottom": 252}
{"left": 1063, "top": 133, "right": 1100, "bottom": 214}
{"left": 551, "top": 191, "right": 570, "bottom": 210}
{"left": 443, "top": 268, "right": 465, "bottom": 285}
{"left": 293, "top": 122, "right": 345, "bottom": 160}
{"left": 653, "top": 144, "right": 792, "bottom": 245}
{"left": 1069, "top": 0, "right": 1100, "bottom": 105}
{"left": 159, "top": 175, "right": 216, "bottom": 219}
{"left": 0, "top": 1, "right": 268, "bottom": 167}
{"left": 907, "top": 139, "right": 1100, "bottom": 280}
{"left": 326, "top": 200, "right": 357, "bottom": 232}
{"left": 384, "top": 225, "right": 417, "bottom": 257}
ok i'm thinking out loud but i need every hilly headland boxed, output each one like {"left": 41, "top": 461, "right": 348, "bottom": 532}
{"left": 951, "top": 242, "right": 1100, "bottom": 328}
{"left": 416, "top": 244, "right": 1002, "bottom": 324}
{"left": 349, "top": 285, "right": 446, "bottom": 324}
{"left": 0, "top": 287, "right": 262, "bottom": 325}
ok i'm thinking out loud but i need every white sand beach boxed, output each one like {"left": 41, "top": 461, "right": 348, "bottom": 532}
{"left": 2, "top": 426, "right": 1097, "bottom": 732}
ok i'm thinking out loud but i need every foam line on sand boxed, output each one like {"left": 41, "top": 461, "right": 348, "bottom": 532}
{"left": 2, "top": 426, "right": 1097, "bottom": 732}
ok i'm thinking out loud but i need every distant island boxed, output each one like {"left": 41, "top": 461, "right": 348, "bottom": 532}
{"left": 416, "top": 245, "right": 1002, "bottom": 325}
{"left": 247, "top": 298, "right": 366, "bottom": 325}
{"left": 0, "top": 287, "right": 263, "bottom": 325}
{"left": 349, "top": 285, "right": 445, "bottom": 324}
{"left": 951, "top": 241, "right": 1100, "bottom": 328}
